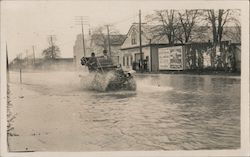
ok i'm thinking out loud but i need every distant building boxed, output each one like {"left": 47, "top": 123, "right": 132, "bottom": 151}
{"left": 73, "top": 34, "right": 92, "bottom": 70}
{"left": 51, "top": 58, "right": 74, "bottom": 70}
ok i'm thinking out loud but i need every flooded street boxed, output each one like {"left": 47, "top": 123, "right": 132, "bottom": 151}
{"left": 7, "top": 71, "right": 240, "bottom": 151}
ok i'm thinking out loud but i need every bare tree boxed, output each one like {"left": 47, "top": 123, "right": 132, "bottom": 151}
{"left": 91, "top": 26, "right": 108, "bottom": 50}
{"left": 176, "top": 9, "right": 200, "bottom": 43}
{"left": 42, "top": 46, "right": 60, "bottom": 59}
{"left": 223, "top": 10, "right": 241, "bottom": 43}
{"left": 204, "top": 9, "right": 238, "bottom": 67}
{"left": 90, "top": 25, "right": 125, "bottom": 56}
{"left": 146, "top": 10, "right": 179, "bottom": 45}
{"left": 42, "top": 36, "right": 61, "bottom": 59}
{"left": 146, "top": 9, "right": 201, "bottom": 44}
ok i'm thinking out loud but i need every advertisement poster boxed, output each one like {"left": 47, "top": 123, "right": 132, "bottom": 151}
{"left": 158, "top": 46, "right": 183, "bottom": 70}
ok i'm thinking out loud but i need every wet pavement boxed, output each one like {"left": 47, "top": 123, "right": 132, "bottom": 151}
{"left": 7, "top": 71, "right": 240, "bottom": 151}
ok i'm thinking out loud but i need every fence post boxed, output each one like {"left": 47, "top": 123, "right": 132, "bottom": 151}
{"left": 20, "top": 68, "right": 22, "bottom": 84}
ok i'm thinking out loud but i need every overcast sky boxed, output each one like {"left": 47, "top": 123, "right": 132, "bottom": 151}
{"left": 1, "top": 1, "right": 245, "bottom": 61}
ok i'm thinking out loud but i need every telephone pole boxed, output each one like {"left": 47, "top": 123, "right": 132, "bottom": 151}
{"left": 6, "top": 43, "right": 9, "bottom": 72}
{"left": 139, "top": 9, "right": 143, "bottom": 72}
{"left": 106, "top": 25, "right": 111, "bottom": 57}
{"left": 32, "top": 45, "right": 36, "bottom": 64}
{"left": 75, "top": 16, "right": 88, "bottom": 57}
{"left": 81, "top": 18, "right": 86, "bottom": 57}
{"left": 26, "top": 49, "right": 29, "bottom": 65}
{"left": 18, "top": 53, "right": 23, "bottom": 84}
{"left": 50, "top": 36, "right": 54, "bottom": 59}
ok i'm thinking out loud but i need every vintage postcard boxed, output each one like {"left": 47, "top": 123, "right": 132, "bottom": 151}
{"left": 0, "top": 0, "right": 249, "bottom": 157}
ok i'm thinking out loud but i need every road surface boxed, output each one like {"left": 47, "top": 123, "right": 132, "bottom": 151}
{"left": 7, "top": 71, "right": 240, "bottom": 151}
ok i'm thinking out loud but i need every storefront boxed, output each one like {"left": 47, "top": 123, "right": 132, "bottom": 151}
{"left": 120, "top": 24, "right": 169, "bottom": 72}
{"left": 121, "top": 46, "right": 152, "bottom": 72}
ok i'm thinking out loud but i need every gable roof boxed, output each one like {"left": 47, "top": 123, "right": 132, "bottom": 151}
{"left": 121, "top": 24, "right": 241, "bottom": 48}
{"left": 90, "top": 34, "right": 126, "bottom": 46}
{"left": 190, "top": 26, "right": 241, "bottom": 43}
{"left": 128, "top": 24, "right": 169, "bottom": 44}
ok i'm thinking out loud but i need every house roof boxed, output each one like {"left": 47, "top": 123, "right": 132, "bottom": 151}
{"left": 125, "top": 24, "right": 170, "bottom": 45}
{"left": 190, "top": 26, "right": 241, "bottom": 43}
{"left": 122, "top": 24, "right": 240, "bottom": 47}
{"left": 90, "top": 34, "right": 126, "bottom": 46}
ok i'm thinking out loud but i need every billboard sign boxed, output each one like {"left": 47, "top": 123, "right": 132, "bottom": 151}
{"left": 158, "top": 46, "right": 183, "bottom": 70}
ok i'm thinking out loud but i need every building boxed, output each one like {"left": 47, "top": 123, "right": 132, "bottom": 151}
{"left": 73, "top": 34, "right": 92, "bottom": 70}
{"left": 120, "top": 24, "right": 174, "bottom": 72}
{"left": 120, "top": 24, "right": 241, "bottom": 72}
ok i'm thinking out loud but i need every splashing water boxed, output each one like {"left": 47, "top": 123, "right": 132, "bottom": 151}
{"left": 80, "top": 72, "right": 116, "bottom": 92}
{"left": 136, "top": 76, "right": 173, "bottom": 93}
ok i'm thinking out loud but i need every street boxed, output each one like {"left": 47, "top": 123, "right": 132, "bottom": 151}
{"left": 7, "top": 71, "right": 240, "bottom": 151}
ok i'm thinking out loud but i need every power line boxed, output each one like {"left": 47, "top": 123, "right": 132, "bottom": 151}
{"left": 57, "top": 40, "right": 74, "bottom": 46}
{"left": 110, "top": 10, "right": 153, "bottom": 26}
{"left": 110, "top": 13, "right": 138, "bottom": 26}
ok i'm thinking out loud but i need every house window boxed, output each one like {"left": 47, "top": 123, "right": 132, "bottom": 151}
{"left": 123, "top": 56, "right": 125, "bottom": 66}
{"left": 130, "top": 56, "right": 133, "bottom": 65}
{"left": 131, "top": 30, "right": 137, "bottom": 45}
{"left": 127, "top": 56, "right": 129, "bottom": 66}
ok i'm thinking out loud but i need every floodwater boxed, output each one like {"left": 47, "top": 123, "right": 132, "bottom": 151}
{"left": 7, "top": 71, "right": 240, "bottom": 151}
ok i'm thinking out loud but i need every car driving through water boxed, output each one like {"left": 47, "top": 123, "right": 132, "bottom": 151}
{"left": 80, "top": 51, "right": 136, "bottom": 91}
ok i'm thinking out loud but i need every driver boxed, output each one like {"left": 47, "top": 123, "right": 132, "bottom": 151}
{"left": 86, "top": 52, "right": 98, "bottom": 72}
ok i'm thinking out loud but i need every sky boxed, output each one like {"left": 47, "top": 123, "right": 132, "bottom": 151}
{"left": 0, "top": 0, "right": 245, "bottom": 61}
{"left": 1, "top": 1, "right": 160, "bottom": 61}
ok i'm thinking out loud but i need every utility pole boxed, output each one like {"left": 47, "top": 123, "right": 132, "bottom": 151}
{"left": 32, "top": 45, "right": 36, "bottom": 64}
{"left": 75, "top": 16, "right": 88, "bottom": 57}
{"left": 6, "top": 43, "right": 8, "bottom": 69}
{"left": 139, "top": 9, "right": 143, "bottom": 72}
{"left": 81, "top": 18, "right": 86, "bottom": 57}
{"left": 6, "top": 43, "right": 9, "bottom": 74}
{"left": 19, "top": 53, "right": 23, "bottom": 84}
{"left": 106, "top": 25, "right": 111, "bottom": 57}
{"left": 26, "top": 49, "right": 29, "bottom": 65}
{"left": 50, "top": 36, "right": 54, "bottom": 59}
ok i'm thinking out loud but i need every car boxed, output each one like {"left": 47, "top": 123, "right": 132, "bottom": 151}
{"left": 80, "top": 56, "right": 136, "bottom": 91}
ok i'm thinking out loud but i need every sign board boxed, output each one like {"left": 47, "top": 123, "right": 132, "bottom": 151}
{"left": 158, "top": 46, "right": 183, "bottom": 70}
